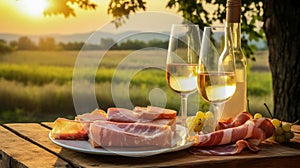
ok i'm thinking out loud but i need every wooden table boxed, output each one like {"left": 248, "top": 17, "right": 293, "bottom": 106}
{"left": 1, "top": 122, "right": 300, "bottom": 168}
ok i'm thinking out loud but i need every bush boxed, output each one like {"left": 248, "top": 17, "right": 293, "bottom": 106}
{"left": 0, "top": 40, "right": 14, "bottom": 55}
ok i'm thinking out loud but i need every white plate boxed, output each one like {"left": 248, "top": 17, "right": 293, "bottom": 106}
{"left": 49, "top": 124, "right": 194, "bottom": 157}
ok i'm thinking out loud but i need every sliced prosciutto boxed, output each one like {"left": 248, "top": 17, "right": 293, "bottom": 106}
{"left": 107, "top": 108, "right": 146, "bottom": 123}
{"left": 193, "top": 118, "right": 274, "bottom": 146}
{"left": 107, "top": 106, "right": 177, "bottom": 123}
{"left": 75, "top": 109, "right": 107, "bottom": 122}
{"left": 149, "top": 118, "right": 176, "bottom": 132}
{"left": 134, "top": 106, "right": 177, "bottom": 119}
{"left": 107, "top": 107, "right": 177, "bottom": 132}
{"left": 190, "top": 118, "right": 274, "bottom": 155}
{"left": 50, "top": 118, "right": 90, "bottom": 140}
{"left": 217, "top": 112, "right": 253, "bottom": 130}
{"left": 189, "top": 139, "right": 260, "bottom": 155}
{"left": 89, "top": 121, "right": 172, "bottom": 148}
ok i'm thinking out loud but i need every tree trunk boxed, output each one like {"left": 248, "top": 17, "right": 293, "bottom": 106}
{"left": 263, "top": 0, "right": 300, "bottom": 122}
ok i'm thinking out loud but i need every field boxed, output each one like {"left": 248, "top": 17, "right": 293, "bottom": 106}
{"left": 0, "top": 50, "right": 273, "bottom": 123}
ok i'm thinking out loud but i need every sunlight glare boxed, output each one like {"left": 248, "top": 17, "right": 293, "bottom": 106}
{"left": 19, "top": 0, "right": 48, "bottom": 17}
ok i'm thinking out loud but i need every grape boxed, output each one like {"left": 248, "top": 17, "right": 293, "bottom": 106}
{"left": 205, "top": 111, "right": 214, "bottom": 119}
{"left": 284, "top": 131, "right": 295, "bottom": 140}
{"left": 271, "top": 118, "right": 281, "bottom": 128}
{"left": 274, "top": 123, "right": 294, "bottom": 143}
{"left": 268, "top": 134, "right": 275, "bottom": 140}
{"left": 196, "top": 111, "right": 205, "bottom": 120}
{"left": 186, "top": 111, "right": 217, "bottom": 133}
{"left": 254, "top": 113, "right": 262, "bottom": 119}
{"left": 275, "top": 127, "right": 284, "bottom": 135}
{"left": 193, "top": 112, "right": 205, "bottom": 132}
{"left": 186, "top": 111, "right": 205, "bottom": 133}
{"left": 282, "top": 123, "right": 291, "bottom": 132}
{"left": 194, "top": 124, "right": 202, "bottom": 132}
{"left": 186, "top": 116, "right": 195, "bottom": 130}
{"left": 275, "top": 135, "right": 285, "bottom": 143}
{"left": 202, "top": 125, "right": 214, "bottom": 134}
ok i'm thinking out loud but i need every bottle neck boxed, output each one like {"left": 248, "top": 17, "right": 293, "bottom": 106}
{"left": 224, "top": 26, "right": 232, "bottom": 50}
{"left": 226, "top": 22, "right": 241, "bottom": 49}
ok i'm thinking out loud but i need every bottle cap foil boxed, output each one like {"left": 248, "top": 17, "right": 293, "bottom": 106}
{"left": 226, "top": 0, "right": 241, "bottom": 23}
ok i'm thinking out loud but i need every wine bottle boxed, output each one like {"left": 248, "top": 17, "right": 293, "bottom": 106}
{"left": 221, "top": 0, "right": 247, "bottom": 120}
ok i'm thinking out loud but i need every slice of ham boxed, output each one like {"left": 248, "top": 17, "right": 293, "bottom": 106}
{"left": 190, "top": 118, "right": 274, "bottom": 155}
{"left": 107, "top": 106, "right": 177, "bottom": 123}
{"left": 107, "top": 108, "right": 147, "bottom": 123}
{"left": 134, "top": 106, "right": 177, "bottom": 119}
{"left": 217, "top": 112, "right": 253, "bottom": 130}
{"left": 194, "top": 118, "right": 274, "bottom": 146}
{"left": 75, "top": 109, "right": 107, "bottom": 122}
{"left": 50, "top": 118, "right": 90, "bottom": 140}
{"left": 89, "top": 121, "right": 172, "bottom": 148}
{"left": 149, "top": 118, "right": 176, "bottom": 132}
{"left": 189, "top": 139, "right": 260, "bottom": 155}
{"left": 107, "top": 107, "right": 177, "bottom": 131}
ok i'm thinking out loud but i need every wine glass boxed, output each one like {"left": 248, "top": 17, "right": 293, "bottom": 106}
{"left": 166, "top": 24, "right": 201, "bottom": 125}
{"left": 198, "top": 26, "right": 236, "bottom": 133}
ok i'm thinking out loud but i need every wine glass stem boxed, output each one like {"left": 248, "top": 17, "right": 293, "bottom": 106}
{"left": 212, "top": 103, "right": 224, "bottom": 130}
{"left": 181, "top": 94, "right": 188, "bottom": 126}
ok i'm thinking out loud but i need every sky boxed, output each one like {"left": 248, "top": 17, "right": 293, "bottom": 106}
{"left": 0, "top": 0, "right": 181, "bottom": 35}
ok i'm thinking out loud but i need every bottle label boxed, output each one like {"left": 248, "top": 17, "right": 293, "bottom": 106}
{"left": 235, "top": 69, "right": 245, "bottom": 82}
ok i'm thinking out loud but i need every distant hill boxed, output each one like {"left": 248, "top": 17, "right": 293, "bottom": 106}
{"left": 0, "top": 30, "right": 266, "bottom": 49}
{"left": 0, "top": 31, "right": 170, "bottom": 45}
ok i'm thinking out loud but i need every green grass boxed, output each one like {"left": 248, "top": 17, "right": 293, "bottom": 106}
{"left": 246, "top": 51, "right": 273, "bottom": 115}
{"left": 0, "top": 50, "right": 273, "bottom": 123}
{"left": 0, "top": 64, "right": 73, "bottom": 85}
{"left": 248, "top": 71, "right": 272, "bottom": 96}
{"left": 247, "top": 71, "right": 273, "bottom": 116}
{"left": 0, "top": 50, "right": 77, "bottom": 67}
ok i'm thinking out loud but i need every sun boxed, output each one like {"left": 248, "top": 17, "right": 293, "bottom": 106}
{"left": 19, "top": 0, "right": 49, "bottom": 17}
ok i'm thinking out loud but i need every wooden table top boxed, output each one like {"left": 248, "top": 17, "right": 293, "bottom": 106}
{"left": 1, "top": 122, "right": 300, "bottom": 168}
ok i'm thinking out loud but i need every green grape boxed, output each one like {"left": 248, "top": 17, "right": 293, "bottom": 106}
{"left": 202, "top": 111, "right": 214, "bottom": 130}
{"left": 275, "top": 135, "right": 285, "bottom": 143}
{"left": 204, "top": 117, "right": 214, "bottom": 126}
{"left": 275, "top": 127, "right": 284, "bottom": 135}
{"left": 282, "top": 123, "right": 291, "bottom": 132}
{"left": 271, "top": 118, "right": 281, "bottom": 128}
{"left": 284, "top": 131, "right": 295, "bottom": 140}
{"left": 202, "top": 125, "right": 214, "bottom": 134}
{"left": 196, "top": 111, "right": 205, "bottom": 120}
{"left": 205, "top": 111, "right": 214, "bottom": 119}
{"left": 186, "top": 116, "right": 195, "bottom": 131}
{"left": 194, "top": 119, "right": 205, "bottom": 132}
{"left": 194, "top": 124, "right": 202, "bottom": 132}
{"left": 187, "top": 111, "right": 205, "bottom": 133}
{"left": 268, "top": 133, "right": 275, "bottom": 140}
{"left": 254, "top": 113, "right": 262, "bottom": 119}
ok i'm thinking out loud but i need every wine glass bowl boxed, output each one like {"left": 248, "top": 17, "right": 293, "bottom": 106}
{"left": 166, "top": 64, "right": 198, "bottom": 94}
{"left": 198, "top": 71, "right": 236, "bottom": 104}
{"left": 166, "top": 24, "right": 201, "bottom": 125}
{"left": 197, "top": 26, "right": 236, "bottom": 133}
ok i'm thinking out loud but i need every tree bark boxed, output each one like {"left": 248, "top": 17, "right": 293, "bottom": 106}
{"left": 263, "top": 0, "right": 300, "bottom": 122}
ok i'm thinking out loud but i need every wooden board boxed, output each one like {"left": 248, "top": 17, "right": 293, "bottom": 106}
{"left": 3, "top": 123, "right": 300, "bottom": 168}
{"left": 0, "top": 125, "right": 68, "bottom": 168}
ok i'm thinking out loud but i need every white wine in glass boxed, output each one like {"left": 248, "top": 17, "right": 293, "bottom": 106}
{"left": 166, "top": 64, "right": 198, "bottom": 94}
{"left": 198, "top": 72, "right": 236, "bottom": 103}
{"left": 166, "top": 24, "right": 201, "bottom": 125}
{"left": 198, "top": 26, "right": 236, "bottom": 133}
